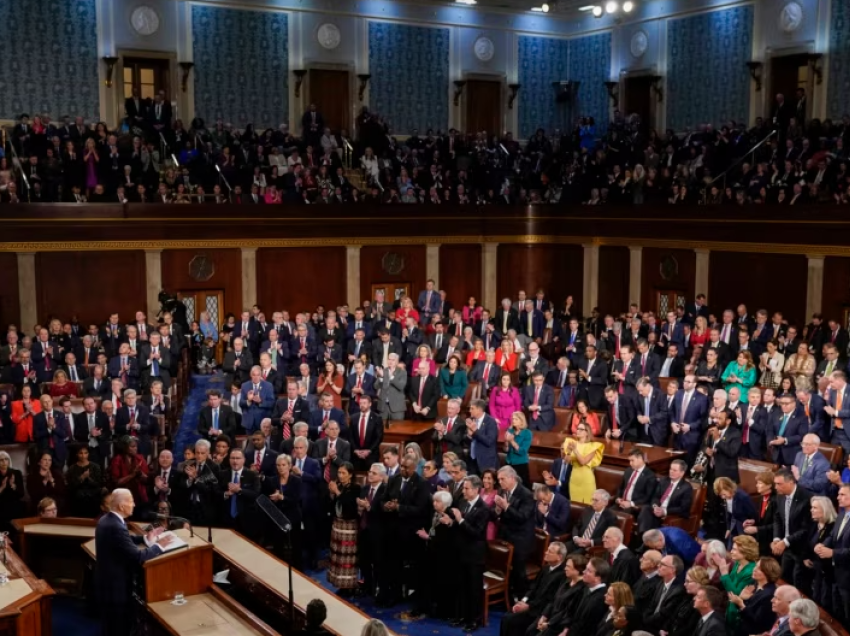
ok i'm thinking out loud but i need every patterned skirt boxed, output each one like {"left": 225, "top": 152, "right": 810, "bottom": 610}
{"left": 327, "top": 518, "right": 359, "bottom": 589}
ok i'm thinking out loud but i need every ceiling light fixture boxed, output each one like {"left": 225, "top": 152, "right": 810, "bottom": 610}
{"left": 455, "top": 0, "right": 476, "bottom": 5}
{"left": 605, "top": 0, "right": 618, "bottom": 12}
{"left": 541, "top": 2, "right": 550, "bottom": 10}
{"left": 592, "top": 5, "right": 604, "bottom": 16}
{"left": 578, "top": 4, "right": 595, "bottom": 9}
{"left": 622, "top": 1, "right": 634, "bottom": 11}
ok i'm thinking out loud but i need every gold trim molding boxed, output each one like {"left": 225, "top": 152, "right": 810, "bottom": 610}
{"left": 1, "top": 235, "right": 850, "bottom": 257}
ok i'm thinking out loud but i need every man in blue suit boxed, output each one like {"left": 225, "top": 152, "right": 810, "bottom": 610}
{"left": 770, "top": 394, "right": 807, "bottom": 467}
{"left": 33, "top": 394, "right": 72, "bottom": 464}
{"left": 466, "top": 399, "right": 498, "bottom": 473}
{"left": 519, "top": 300, "right": 545, "bottom": 340}
{"left": 542, "top": 452, "right": 571, "bottom": 500}
{"left": 308, "top": 392, "right": 347, "bottom": 440}
{"left": 96, "top": 488, "right": 175, "bottom": 635}
{"left": 346, "top": 359, "right": 376, "bottom": 416}
{"left": 107, "top": 343, "right": 140, "bottom": 391}
{"left": 290, "top": 324, "right": 317, "bottom": 373}
{"left": 660, "top": 311, "right": 685, "bottom": 356}
{"left": 291, "top": 435, "right": 323, "bottom": 568}
{"left": 642, "top": 526, "right": 700, "bottom": 567}
{"left": 817, "top": 483, "right": 850, "bottom": 625}
{"left": 239, "top": 366, "right": 275, "bottom": 433}
{"left": 535, "top": 485, "right": 570, "bottom": 538}
{"left": 825, "top": 371, "right": 850, "bottom": 456}
{"left": 670, "top": 375, "right": 708, "bottom": 463}
{"left": 605, "top": 385, "right": 638, "bottom": 442}
{"left": 417, "top": 279, "right": 441, "bottom": 326}
{"left": 635, "top": 379, "right": 670, "bottom": 446}
{"left": 346, "top": 308, "right": 373, "bottom": 341}
{"left": 795, "top": 388, "right": 827, "bottom": 437}
{"left": 523, "top": 373, "right": 555, "bottom": 431}
{"left": 792, "top": 433, "right": 830, "bottom": 494}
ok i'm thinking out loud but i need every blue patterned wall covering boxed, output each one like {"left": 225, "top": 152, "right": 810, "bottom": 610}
{"left": 666, "top": 5, "right": 753, "bottom": 131}
{"left": 368, "top": 22, "right": 449, "bottom": 134}
{"left": 569, "top": 33, "right": 612, "bottom": 137}
{"left": 0, "top": 0, "right": 99, "bottom": 121}
{"left": 517, "top": 33, "right": 611, "bottom": 139}
{"left": 192, "top": 6, "right": 288, "bottom": 128}
{"left": 518, "top": 36, "right": 571, "bottom": 139}
{"left": 827, "top": 0, "right": 850, "bottom": 120}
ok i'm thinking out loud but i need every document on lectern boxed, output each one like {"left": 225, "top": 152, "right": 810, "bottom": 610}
{"left": 153, "top": 531, "right": 188, "bottom": 553}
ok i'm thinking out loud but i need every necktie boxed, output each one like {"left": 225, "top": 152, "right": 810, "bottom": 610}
{"left": 359, "top": 414, "right": 367, "bottom": 447}
{"left": 128, "top": 408, "right": 136, "bottom": 436}
{"left": 152, "top": 348, "right": 159, "bottom": 376}
{"left": 836, "top": 389, "right": 845, "bottom": 429}
{"left": 582, "top": 512, "right": 599, "bottom": 539}
{"left": 660, "top": 481, "right": 675, "bottom": 505}
{"left": 655, "top": 584, "right": 670, "bottom": 613}
{"left": 213, "top": 408, "right": 219, "bottom": 432}
{"left": 559, "top": 370, "right": 565, "bottom": 387}
{"left": 839, "top": 512, "right": 850, "bottom": 538}
{"left": 784, "top": 495, "right": 792, "bottom": 537}
{"left": 611, "top": 403, "right": 619, "bottom": 430}
{"left": 533, "top": 387, "right": 540, "bottom": 420}
{"left": 70, "top": 366, "right": 77, "bottom": 381}
{"left": 802, "top": 454, "right": 811, "bottom": 474}
{"left": 827, "top": 360, "right": 835, "bottom": 376}
{"left": 779, "top": 414, "right": 789, "bottom": 437}
{"left": 230, "top": 472, "right": 239, "bottom": 517}
{"left": 324, "top": 443, "right": 333, "bottom": 482}
{"left": 255, "top": 451, "right": 261, "bottom": 468}
{"left": 418, "top": 378, "right": 425, "bottom": 407}
{"left": 625, "top": 470, "right": 639, "bottom": 500}
{"left": 680, "top": 392, "right": 690, "bottom": 425}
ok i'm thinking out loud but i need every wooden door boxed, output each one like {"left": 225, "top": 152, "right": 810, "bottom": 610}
{"left": 180, "top": 289, "right": 224, "bottom": 361}
{"left": 309, "top": 69, "right": 351, "bottom": 134}
{"left": 623, "top": 76, "right": 653, "bottom": 131}
{"left": 123, "top": 57, "right": 171, "bottom": 101}
{"left": 770, "top": 54, "right": 808, "bottom": 104}
{"left": 656, "top": 290, "right": 686, "bottom": 317}
{"left": 465, "top": 80, "right": 502, "bottom": 134}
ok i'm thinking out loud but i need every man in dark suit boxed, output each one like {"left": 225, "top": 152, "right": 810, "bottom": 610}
{"left": 635, "top": 339, "right": 662, "bottom": 386}
{"left": 95, "top": 489, "right": 175, "bottom": 635}
{"left": 245, "top": 429, "right": 279, "bottom": 480}
{"left": 432, "top": 397, "right": 467, "bottom": 464}
{"left": 500, "top": 541, "right": 567, "bottom": 636}
{"left": 825, "top": 370, "right": 850, "bottom": 456}
{"left": 604, "top": 385, "right": 638, "bottom": 442}
{"left": 148, "top": 93, "right": 172, "bottom": 136}
{"left": 610, "top": 345, "right": 640, "bottom": 400}
{"left": 553, "top": 557, "right": 610, "bottom": 636}
{"left": 577, "top": 344, "right": 608, "bottom": 409}
{"left": 642, "top": 554, "right": 687, "bottom": 633}
{"left": 567, "top": 489, "right": 618, "bottom": 552}
{"left": 124, "top": 87, "right": 148, "bottom": 130}
{"left": 685, "top": 294, "right": 710, "bottom": 324}
{"left": 523, "top": 372, "right": 556, "bottom": 431}
{"left": 271, "top": 381, "right": 311, "bottom": 439}
{"left": 699, "top": 409, "right": 742, "bottom": 482}
{"left": 534, "top": 486, "right": 570, "bottom": 538}
{"left": 301, "top": 103, "right": 325, "bottom": 146}
{"left": 107, "top": 343, "right": 140, "bottom": 391}
{"left": 290, "top": 436, "right": 323, "bottom": 568}
{"left": 638, "top": 459, "right": 693, "bottom": 533}
{"left": 771, "top": 394, "right": 807, "bottom": 467}
{"left": 83, "top": 365, "right": 111, "bottom": 399}
{"left": 494, "top": 466, "right": 536, "bottom": 598}
{"left": 223, "top": 338, "right": 253, "bottom": 389}
{"left": 308, "top": 392, "right": 346, "bottom": 440}
{"left": 634, "top": 379, "right": 670, "bottom": 446}
{"left": 670, "top": 375, "right": 708, "bottom": 463}
{"left": 817, "top": 483, "right": 850, "bottom": 625}
{"left": 312, "top": 420, "right": 351, "bottom": 481}
{"left": 218, "top": 448, "right": 261, "bottom": 539}
{"left": 197, "top": 389, "right": 240, "bottom": 440}
{"left": 379, "top": 457, "right": 431, "bottom": 607}
{"left": 470, "top": 351, "right": 501, "bottom": 394}
{"left": 73, "top": 396, "right": 111, "bottom": 465}
{"left": 495, "top": 299, "right": 520, "bottom": 336}
{"left": 772, "top": 468, "right": 814, "bottom": 590}
{"left": 349, "top": 396, "right": 384, "bottom": 471}
{"left": 114, "top": 390, "right": 155, "bottom": 457}
{"left": 466, "top": 399, "right": 499, "bottom": 473}
{"left": 614, "top": 448, "right": 658, "bottom": 519}
{"left": 61, "top": 351, "right": 87, "bottom": 382}
{"left": 408, "top": 361, "right": 439, "bottom": 421}
{"left": 290, "top": 326, "right": 317, "bottom": 373}
{"left": 519, "top": 301, "right": 545, "bottom": 341}
{"left": 518, "top": 342, "right": 549, "bottom": 385}
{"left": 371, "top": 329, "right": 404, "bottom": 368}
{"left": 356, "top": 463, "right": 387, "bottom": 598}
{"left": 542, "top": 453, "right": 571, "bottom": 500}
{"left": 603, "top": 527, "right": 640, "bottom": 585}
{"left": 239, "top": 367, "right": 276, "bottom": 434}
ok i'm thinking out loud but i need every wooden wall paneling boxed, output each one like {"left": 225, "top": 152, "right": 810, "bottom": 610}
{"left": 640, "top": 248, "right": 696, "bottom": 316}
{"left": 0, "top": 253, "right": 20, "bottom": 328}
{"left": 439, "top": 244, "right": 482, "bottom": 308}
{"left": 709, "top": 252, "right": 808, "bottom": 326}
{"left": 161, "top": 249, "right": 243, "bottom": 322}
{"left": 359, "top": 245, "right": 427, "bottom": 306}
{"left": 256, "top": 247, "right": 347, "bottom": 314}
{"left": 823, "top": 257, "right": 850, "bottom": 325}
{"left": 496, "top": 244, "right": 583, "bottom": 314}
{"left": 597, "top": 246, "right": 630, "bottom": 316}
{"left": 35, "top": 251, "right": 146, "bottom": 326}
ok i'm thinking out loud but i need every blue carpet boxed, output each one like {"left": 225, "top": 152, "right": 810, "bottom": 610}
{"left": 304, "top": 565, "right": 506, "bottom": 636}
{"left": 173, "top": 373, "right": 226, "bottom": 458}
{"left": 52, "top": 596, "right": 99, "bottom": 636}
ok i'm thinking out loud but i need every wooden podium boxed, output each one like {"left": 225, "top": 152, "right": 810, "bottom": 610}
{"left": 83, "top": 529, "right": 213, "bottom": 603}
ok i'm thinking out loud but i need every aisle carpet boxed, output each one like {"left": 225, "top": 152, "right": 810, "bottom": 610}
{"left": 169, "top": 373, "right": 507, "bottom": 635}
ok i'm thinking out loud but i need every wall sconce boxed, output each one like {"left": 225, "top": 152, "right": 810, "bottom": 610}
{"left": 453, "top": 80, "right": 467, "bottom": 107}
{"left": 603, "top": 81, "right": 619, "bottom": 108}
{"left": 357, "top": 74, "right": 371, "bottom": 101}
{"left": 648, "top": 75, "right": 663, "bottom": 103}
{"left": 102, "top": 56, "right": 119, "bottom": 88}
{"left": 745, "top": 61, "right": 763, "bottom": 91}
{"left": 293, "top": 69, "right": 307, "bottom": 98}
{"left": 808, "top": 53, "right": 823, "bottom": 85}
{"left": 178, "top": 61, "right": 194, "bottom": 93}
{"left": 508, "top": 83, "right": 521, "bottom": 109}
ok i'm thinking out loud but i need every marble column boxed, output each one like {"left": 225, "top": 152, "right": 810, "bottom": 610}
{"left": 582, "top": 244, "right": 599, "bottom": 312}
{"left": 16, "top": 252, "right": 37, "bottom": 330}
{"left": 144, "top": 249, "right": 163, "bottom": 320}
{"left": 481, "top": 242, "right": 499, "bottom": 312}
{"left": 694, "top": 249, "right": 710, "bottom": 299}
{"left": 240, "top": 247, "right": 257, "bottom": 310}
{"left": 346, "top": 245, "right": 362, "bottom": 309}
{"left": 806, "top": 255, "right": 825, "bottom": 318}
{"left": 426, "top": 244, "right": 440, "bottom": 289}
{"left": 629, "top": 246, "right": 642, "bottom": 306}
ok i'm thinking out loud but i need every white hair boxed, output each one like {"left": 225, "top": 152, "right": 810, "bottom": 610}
{"left": 195, "top": 439, "right": 211, "bottom": 451}
{"left": 371, "top": 463, "right": 387, "bottom": 475}
{"left": 789, "top": 599, "right": 820, "bottom": 629}
{"left": 123, "top": 389, "right": 137, "bottom": 399}
{"left": 433, "top": 491, "right": 453, "bottom": 507}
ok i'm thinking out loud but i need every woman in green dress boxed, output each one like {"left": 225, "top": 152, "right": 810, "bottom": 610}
{"left": 715, "top": 534, "right": 757, "bottom": 630}
{"left": 721, "top": 351, "right": 757, "bottom": 403}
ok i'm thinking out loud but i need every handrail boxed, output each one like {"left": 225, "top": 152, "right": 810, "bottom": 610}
{"left": 707, "top": 129, "right": 777, "bottom": 188}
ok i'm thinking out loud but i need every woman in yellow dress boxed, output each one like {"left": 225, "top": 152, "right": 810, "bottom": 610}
{"left": 560, "top": 422, "right": 605, "bottom": 504}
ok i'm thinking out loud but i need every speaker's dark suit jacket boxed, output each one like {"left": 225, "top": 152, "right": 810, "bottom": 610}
{"left": 94, "top": 512, "right": 162, "bottom": 605}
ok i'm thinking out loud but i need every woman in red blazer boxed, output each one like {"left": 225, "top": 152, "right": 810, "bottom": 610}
{"left": 494, "top": 339, "right": 519, "bottom": 372}
{"left": 12, "top": 385, "right": 42, "bottom": 443}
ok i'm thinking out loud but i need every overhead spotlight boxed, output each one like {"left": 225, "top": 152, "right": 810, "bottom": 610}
{"left": 531, "top": 6, "right": 544, "bottom": 11}
{"left": 605, "top": 0, "right": 618, "bottom": 12}
{"left": 455, "top": 0, "right": 476, "bottom": 4}
{"left": 592, "top": 5, "right": 604, "bottom": 16}
{"left": 578, "top": 4, "right": 595, "bottom": 9}
{"left": 622, "top": 1, "right": 634, "bottom": 11}
{"left": 541, "top": 2, "right": 550, "bottom": 11}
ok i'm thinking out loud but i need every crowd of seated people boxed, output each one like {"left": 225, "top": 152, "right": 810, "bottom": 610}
{"left": 3, "top": 282, "right": 850, "bottom": 634}
{"left": 2, "top": 88, "right": 847, "bottom": 205}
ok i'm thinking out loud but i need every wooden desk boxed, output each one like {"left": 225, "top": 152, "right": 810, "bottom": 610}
{"left": 12, "top": 518, "right": 97, "bottom": 567}
{"left": 0, "top": 544, "right": 55, "bottom": 636}
{"left": 383, "top": 420, "right": 435, "bottom": 457}
{"left": 197, "top": 527, "right": 395, "bottom": 636}
{"left": 147, "top": 586, "right": 278, "bottom": 636}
